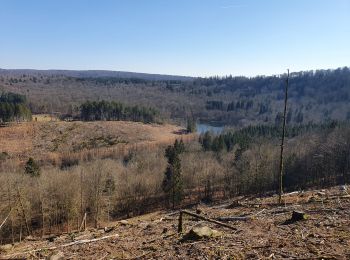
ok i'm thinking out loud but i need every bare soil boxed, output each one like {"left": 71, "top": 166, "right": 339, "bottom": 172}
{"left": 1, "top": 186, "right": 349, "bottom": 259}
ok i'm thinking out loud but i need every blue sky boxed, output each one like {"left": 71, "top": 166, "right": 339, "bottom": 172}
{"left": 0, "top": 0, "right": 349, "bottom": 76}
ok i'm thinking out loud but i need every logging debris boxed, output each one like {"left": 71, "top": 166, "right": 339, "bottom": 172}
{"left": 0, "top": 186, "right": 349, "bottom": 259}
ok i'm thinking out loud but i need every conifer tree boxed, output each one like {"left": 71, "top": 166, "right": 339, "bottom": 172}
{"left": 186, "top": 117, "right": 196, "bottom": 133}
{"left": 162, "top": 140, "right": 185, "bottom": 208}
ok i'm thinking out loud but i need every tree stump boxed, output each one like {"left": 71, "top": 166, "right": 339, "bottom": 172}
{"left": 291, "top": 211, "right": 308, "bottom": 222}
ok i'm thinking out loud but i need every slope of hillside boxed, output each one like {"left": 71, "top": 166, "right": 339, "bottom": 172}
{"left": 0, "top": 119, "right": 190, "bottom": 163}
{"left": 0, "top": 67, "right": 349, "bottom": 126}
{"left": 1, "top": 186, "right": 349, "bottom": 259}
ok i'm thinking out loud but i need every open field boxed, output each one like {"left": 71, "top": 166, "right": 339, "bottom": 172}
{"left": 32, "top": 114, "right": 59, "bottom": 122}
{"left": 0, "top": 119, "right": 192, "bottom": 163}
{"left": 1, "top": 186, "right": 349, "bottom": 259}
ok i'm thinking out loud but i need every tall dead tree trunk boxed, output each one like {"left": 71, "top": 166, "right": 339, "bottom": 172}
{"left": 278, "top": 69, "right": 289, "bottom": 204}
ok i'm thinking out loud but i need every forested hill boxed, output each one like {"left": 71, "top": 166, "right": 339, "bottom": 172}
{"left": 0, "top": 67, "right": 349, "bottom": 126}
{"left": 0, "top": 69, "right": 193, "bottom": 81}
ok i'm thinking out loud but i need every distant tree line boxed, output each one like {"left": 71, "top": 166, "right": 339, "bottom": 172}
{"left": 206, "top": 100, "right": 255, "bottom": 111}
{"left": 76, "top": 77, "right": 150, "bottom": 85}
{"left": 206, "top": 100, "right": 224, "bottom": 110}
{"left": 80, "top": 100, "right": 159, "bottom": 123}
{"left": 0, "top": 92, "right": 32, "bottom": 122}
{"left": 196, "top": 67, "right": 350, "bottom": 95}
{"left": 199, "top": 121, "right": 342, "bottom": 153}
{"left": 2, "top": 67, "right": 350, "bottom": 125}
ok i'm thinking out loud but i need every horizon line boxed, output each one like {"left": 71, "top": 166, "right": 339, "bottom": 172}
{"left": 0, "top": 66, "right": 349, "bottom": 79}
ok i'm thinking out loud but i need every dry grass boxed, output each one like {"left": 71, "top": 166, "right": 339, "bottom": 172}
{"left": 0, "top": 120, "right": 192, "bottom": 163}
{"left": 0, "top": 123, "right": 34, "bottom": 160}
{"left": 32, "top": 114, "right": 59, "bottom": 122}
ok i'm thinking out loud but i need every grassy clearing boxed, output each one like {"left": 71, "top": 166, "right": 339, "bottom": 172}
{"left": 0, "top": 120, "right": 190, "bottom": 163}
{"left": 32, "top": 114, "right": 59, "bottom": 122}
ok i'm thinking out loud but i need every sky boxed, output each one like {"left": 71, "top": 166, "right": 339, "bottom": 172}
{"left": 0, "top": 0, "right": 349, "bottom": 77}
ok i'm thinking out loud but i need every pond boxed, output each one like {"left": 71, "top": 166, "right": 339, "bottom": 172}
{"left": 196, "top": 123, "right": 224, "bottom": 135}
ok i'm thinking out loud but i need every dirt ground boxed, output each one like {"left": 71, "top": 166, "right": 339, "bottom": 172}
{"left": 1, "top": 186, "right": 349, "bottom": 259}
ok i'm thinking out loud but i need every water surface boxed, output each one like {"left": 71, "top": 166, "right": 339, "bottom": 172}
{"left": 196, "top": 123, "right": 224, "bottom": 135}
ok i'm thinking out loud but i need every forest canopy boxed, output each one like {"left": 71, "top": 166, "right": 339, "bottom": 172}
{"left": 80, "top": 100, "right": 159, "bottom": 123}
{"left": 1, "top": 67, "right": 349, "bottom": 125}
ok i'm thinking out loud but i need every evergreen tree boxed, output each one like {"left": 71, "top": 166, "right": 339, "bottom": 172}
{"left": 162, "top": 140, "right": 185, "bottom": 208}
{"left": 295, "top": 111, "right": 304, "bottom": 123}
{"left": 186, "top": 117, "right": 196, "bottom": 133}
{"left": 0, "top": 92, "right": 31, "bottom": 122}
{"left": 212, "top": 135, "right": 225, "bottom": 152}
{"left": 227, "top": 101, "right": 235, "bottom": 111}
{"left": 200, "top": 131, "right": 213, "bottom": 151}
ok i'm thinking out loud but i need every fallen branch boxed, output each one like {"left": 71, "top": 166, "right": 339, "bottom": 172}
{"left": 98, "top": 252, "right": 110, "bottom": 260}
{"left": 216, "top": 209, "right": 266, "bottom": 222}
{"left": 216, "top": 216, "right": 252, "bottom": 221}
{"left": 178, "top": 210, "right": 237, "bottom": 233}
{"left": 282, "top": 191, "right": 300, "bottom": 196}
{"left": 0, "top": 209, "right": 12, "bottom": 231}
{"left": 306, "top": 208, "right": 342, "bottom": 213}
{"left": 1, "top": 234, "right": 119, "bottom": 259}
{"left": 327, "top": 195, "right": 350, "bottom": 200}
{"left": 166, "top": 211, "right": 180, "bottom": 217}
{"left": 253, "top": 208, "right": 267, "bottom": 216}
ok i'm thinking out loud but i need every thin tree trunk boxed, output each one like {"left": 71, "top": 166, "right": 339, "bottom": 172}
{"left": 41, "top": 202, "right": 44, "bottom": 237}
{"left": 80, "top": 169, "right": 83, "bottom": 225}
{"left": 7, "top": 184, "right": 15, "bottom": 243}
{"left": 278, "top": 69, "right": 289, "bottom": 204}
{"left": 20, "top": 222, "right": 22, "bottom": 242}
{"left": 16, "top": 187, "right": 31, "bottom": 235}
{"left": 37, "top": 180, "right": 45, "bottom": 238}
{"left": 172, "top": 184, "right": 175, "bottom": 209}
